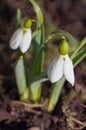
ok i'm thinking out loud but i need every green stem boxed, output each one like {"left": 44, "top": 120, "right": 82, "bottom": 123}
{"left": 45, "top": 30, "right": 78, "bottom": 50}
{"left": 29, "top": 0, "right": 44, "bottom": 27}
{"left": 47, "top": 77, "right": 65, "bottom": 112}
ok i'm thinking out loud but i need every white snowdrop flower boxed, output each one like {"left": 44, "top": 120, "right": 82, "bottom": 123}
{"left": 47, "top": 39, "right": 75, "bottom": 86}
{"left": 47, "top": 54, "right": 74, "bottom": 86}
{"left": 9, "top": 19, "right": 32, "bottom": 53}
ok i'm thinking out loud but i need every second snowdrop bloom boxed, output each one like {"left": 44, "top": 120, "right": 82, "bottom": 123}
{"left": 10, "top": 19, "right": 32, "bottom": 53}
{"left": 47, "top": 39, "right": 75, "bottom": 86}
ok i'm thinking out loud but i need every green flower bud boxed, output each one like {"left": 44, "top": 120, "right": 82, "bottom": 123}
{"left": 24, "top": 19, "right": 32, "bottom": 29}
{"left": 59, "top": 39, "right": 70, "bottom": 55}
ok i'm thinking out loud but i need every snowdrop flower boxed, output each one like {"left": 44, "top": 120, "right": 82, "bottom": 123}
{"left": 10, "top": 19, "right": 32, "bottom": 53}
{"left": 47, "top": 39, "right": 74, "bottom": 86}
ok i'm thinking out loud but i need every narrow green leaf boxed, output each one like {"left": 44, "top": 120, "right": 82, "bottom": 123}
{"left": 29, "top": 25, "right": 44, "bottom": 83}
{"left": 33, "top": 25, "right": 44, "bottom": 54}
{"left": 71, "top": 37, "right": 86, "bottom": 59}
{"left": 32, "top": 72, "right": 48, "bottom": 84}
{"left": 73, "top": 48, "right": 86, "bottom": 67}
{"left": 16, "top": 8, "right": 21, "bottom": 28}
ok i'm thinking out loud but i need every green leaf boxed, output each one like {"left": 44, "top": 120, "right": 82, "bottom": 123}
{"left": 71, "top": 37, "right": 86, "bottom": 59}
{"left": 29, "top": 24, "right": 44, "bottom": 84}
{"left": 47, "top": 77, "right": 65, "bottom": 112}
{"left": 29, "top": 0, "right": 44, "bottom": 83}
{"left": 32, "top": 72, "right": 48, "bottom": 84}
{"left": 16, "top": 8, "right": 22, "bottom": 28}
{"left": 73, "top": 48, "right": 86, "bottom": 67}
{"left": 15, "top": 56, "right": 28, "bottom": 101}
{"left": 45, "top": 30, "right": 78, "bottom": 50}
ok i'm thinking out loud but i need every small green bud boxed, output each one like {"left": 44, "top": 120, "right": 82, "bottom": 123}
{"left": 59, "top": 39, "right": 70, "bottom": 55}
{"left": 24, "top": 19, "right": 32, "bottom": 29}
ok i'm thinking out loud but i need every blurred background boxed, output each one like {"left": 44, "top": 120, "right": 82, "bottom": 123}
{"left": 1, "top": 0, "right": 86, "bottom": 40}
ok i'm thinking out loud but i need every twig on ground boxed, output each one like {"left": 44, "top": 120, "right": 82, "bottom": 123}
{"left": 10, "top": 99, "right": 48, "bottom": 109}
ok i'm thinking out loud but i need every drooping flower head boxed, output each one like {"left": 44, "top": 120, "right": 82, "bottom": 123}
{"left": 10, "top": 19, "right": 32, "bottom": 53}
{"left": 47, "top": 38, "right": 75, "bottom": 86}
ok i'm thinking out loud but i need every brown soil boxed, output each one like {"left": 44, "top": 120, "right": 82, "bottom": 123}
{"left": 0, "top": 0, "right": 86, "bottom": 130}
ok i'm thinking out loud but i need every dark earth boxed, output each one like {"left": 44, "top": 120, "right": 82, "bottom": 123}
{"left": 0, "top": 0, "right": 86, "bottom": 130}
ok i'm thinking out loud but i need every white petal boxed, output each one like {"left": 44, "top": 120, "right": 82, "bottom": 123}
{"left": 63, "top": 55, "right": 74, "bottom": 86}
{"left": 9, "top": 28, "right": 23, "bottom": 49}
{"left": 19, "top": 28, "right": 32, "bottom": 53}
{"left": 47, "top": 55, "right": 64, "bottom": 83}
